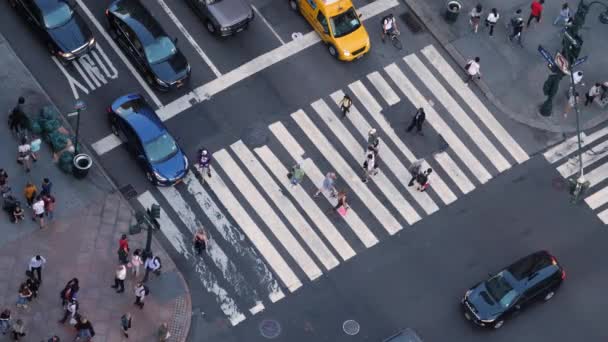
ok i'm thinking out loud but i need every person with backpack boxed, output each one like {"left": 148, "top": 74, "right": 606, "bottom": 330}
{"left": 134, "top": 282, "right": 148, "bottom": 309}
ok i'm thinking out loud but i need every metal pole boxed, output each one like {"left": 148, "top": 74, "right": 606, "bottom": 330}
{"left": 569, "top": 68, "right": 584, "bottom": 180}
{"left": 142, "top": 224, "right": 153, "bottom": 282}
{"left": 74, "top": 108, "right": 81, "bottom": 155}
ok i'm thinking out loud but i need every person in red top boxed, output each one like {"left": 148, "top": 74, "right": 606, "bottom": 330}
{"left": 527, "top": 0, "right": 544, "bottom": 27}
{"left": 119, "top": 234, "right": 129, "bottom": 252}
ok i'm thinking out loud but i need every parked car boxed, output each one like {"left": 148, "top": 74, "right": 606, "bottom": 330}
{"left": 107, "top": 94, "right": 189, "bottom": 186}
{"left": 462, "top": 250, "right": 566, "bottom": 329}
{"left": 106, "top": 0, "right": 190, "bottom": 91}
{"left": 383, "top": 328, "right": 423, "bottom": 342}
{"left": 9, "top": 0, "right": 95, "bottom": 62}
{"left": 186, "top": 0, "right": 254, "bottom": 36}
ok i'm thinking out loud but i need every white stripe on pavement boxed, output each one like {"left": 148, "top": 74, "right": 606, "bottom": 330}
{"left": 157, "top": 0, "right": 221, "bottom": 77}
{"left": 137, "top": 191, "right": 246, "bottom": 325}
{"left": 184, "top": 174, "right": 285, "bottom": 303}
{"left": 585, "top": 187, "right": 608, "bottom": 210}
{"left": 254, "top": 145, "right": 356, "bottom": 261}
{"left": 421, "top": 45, "right": 529, "bottom": 164}
{"left": 385, "top": 63, "right": 493, "bottom": 184}
{"left": 269, "top": 121, "right": 379, "bottom": 248}
{"left": 205, "top": 168, "right": 302, "bottom": 292}
{"left": 556, "top": 140, "right": 608, "bottom": 178}
{"left": 405, "top": 54, "right": 511, "bottom": 173}
{"left": 597, "top": 208, "right": 608, "bottom": 224}
{"left": 292, "top": 109, "right": 402, "bottom": 234}
{"left": 585, "top": 162, "right": 608, "bottom": 188}
{"left": 214, "top": 149, "right": 323, "bottom": 281}
{"left": 366, "top": 71, "right": 400, "bottom": 106}
{"left": 335, "top": 87, "right": 457, "bottom": 207}
{"left": 313, "top": 98, "right": 422, "bottom": 225}
{"left": 251, "top": 5, "right": 285, "bottom": 45}
{"left": 231, "top": 141, "right": 340, "bottom": 271}
{"left": 433, "top": 152, "right": 475, "bottom": 194}
{"left": 249, "top": 302, "right": 265, "bottom": 315}
{"left": 157, "top": 186, "right": 248, "bottom": 325}
{"left": 544, "top": 126, "right": 608, "bottom": 163}
{"left": 91, "top": 134, "right": 122, "bottom": 156}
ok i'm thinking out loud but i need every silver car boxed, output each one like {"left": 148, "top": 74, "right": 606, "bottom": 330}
{"left": 186, "top": 0, "right": 254, "bottom": 36}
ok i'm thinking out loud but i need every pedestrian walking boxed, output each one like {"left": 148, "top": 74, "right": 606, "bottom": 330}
{"left": 16, "top": 284, "right": 32, "bottom": 309}
{"left": 314, "top": 172, "right": 338, "bottom": 198}
{"left": 74, "top": 316, "right": 95, "bottom": 341}
{"left": 120, "top": 313, "right": 132, "bottom": 338}
{"left": 42, "top": 193, "right": 55, "bottom": 220}
{"left": 28, "top": 255, "right": 46, "bottom": 284}
{"left": 118, "top": 245, "right": 129, "bottom": 265}
{"left": 111, "top": 265, "right": 127, "bottom": 293}
{"left": 12, "top": 205, "right": 25, "bottom": 223}
{"left": 8, "top": 97, "right": 27, "bottom": 135}
{"left": 469, "top": 4, "right": 483, "bottom": 33}
{"left": 563, "top": 91, "right": 580, "bottom": 118}
{"left": 331, "top": 191, "right": 349, "bottom": 216}
{"left": 415, "top": 168, "right": 433, "bottom": 192}
{"left": 288, "top": 163, "right": 305, "bottom": 186}
{"left": 130, "top": 249, "right": 143, "bottom": 278}
{"left": 193, "top": 228, "right": 208, "bottom": 256}
{"left": 145, "top": 256, "right": 162, "bottom": 276}
{"left": 509, "top": 9, "right": 525, "bottom": 46}
{"left": 119, "top": 234, "right": 130, "bottom": 252}
{"left": 11, "top": 319, "right": 25, "bottom": 341}
{"left": 527, "top": 0, "right": 544, "bottom": 27}
{"left": 29, "top": 134, "right": 41, "bottom": 163}
{"left": 585, "top": 83, "right": 602, "bottom": 106}
{"left": 158, "top": 322, "right": 171, "bottom": 342}
{"left": 464, "top": 57, "right": 481, "bottom": 84}
{"left": 367, "top": 128, "right": 380, "bottom": 151}
{"left": 16, "top": 137, "right": 32, "bottom": 173}
{"left": 406, "top": 107, "right": 426, "bottom": 134}
{"left": 25, "top": 278, "right": 39, "bottom": 300}
{"left": 32, "top": 196, "right": 45, "bottom": 228}
{"left": 60, "top": 278, "right": 79, "bottom": 306}
{"left": 485, "top": 8, "right": 500, "bottom": 36}
{"left": 0, "top": 169, "right": 8, "bottom": 189}
{"left": 23, "top": 182, "right": 37, "bottom": 208}
{"left": 408, "top": 160, "right": 423, "bottom": 187}
{"left": 197, "top": 148, "right": 212, "bottom": 179}
{"left": 554, "top": 3, "right": 570, "bottom": 25}
{"left": 41, "top": 178, "right": 52, "bottom": 196}
{"left": 0, "top": 309, "right": 11, "bottom": 335}
{"left": 361, "top": 150, "right": 378, "bottom": 183}
{"left": 339, "top": 94, "right": 352, "bottom": 117}
{"left": 58, "top": 299, "right": 78, "bottom": 324}
{"left": 133, "top": 282, "right": 147, "bottom": 309}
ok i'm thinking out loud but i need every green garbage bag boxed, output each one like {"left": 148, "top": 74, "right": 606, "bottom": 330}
{"left": 58, "top": 151, "right": 74, "bottom": 173}
{"left": 48, "top": 131, "right": 69, "bottom": 152}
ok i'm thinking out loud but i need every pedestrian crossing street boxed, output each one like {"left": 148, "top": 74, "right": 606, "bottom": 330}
{"left": 137, "top": 44, "right": 530, "bottom": 326}
{"left": 544, "top": 126, "right": 608, "bottom": 224}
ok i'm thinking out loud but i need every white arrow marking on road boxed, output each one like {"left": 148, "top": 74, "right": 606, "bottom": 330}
{"left": 92, "top": 44, "right": 118, "bottom": 79}
{"left": 79, "top": 54, "right": 106, "bottom": 88}
{"left": 51, "top": 56, "right": 89, "bottom": 100}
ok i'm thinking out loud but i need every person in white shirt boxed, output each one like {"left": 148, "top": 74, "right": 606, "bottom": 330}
{"left": 58, "top": 299, "right": 78, "bottom": 324}
{"left": 381, "top": 14, "right": 398, "bottom": 41}
{"left": 145, "top": 256, "right": 161, "bottom": 276}
{"left": 485, "top": 8, "right": 500, "bottom": 36}
{"left": 112, "top": 265, "right": 127, "bottom": 293}
{"left": 585, "top": 83, "right": 602, "bottom": 106}
{"left": 464, "top": 57, "right": 481, "bottom": 84}
{"left": 130, "top": 249, "right": 143, "bottom": 277}
{"left": 28, "top": 255, "right": 46, "bottom": 283}
{"left": 469, "top": 4, "right": 483, "bottom": 33}
{"left": 17, "top": 137, "right": 32, "bottom": 173}
{"left": 32, "top": 196, "right": 45, "bottom": 229}
{"left": 134, "top": 282, "right": 146, "bottom": 309}
{"left": 554, "top": 3, "right": 570, "bottom": 25}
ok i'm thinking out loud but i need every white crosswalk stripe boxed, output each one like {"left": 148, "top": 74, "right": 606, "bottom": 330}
{"left": 556, "top": 139, "right": 608, "bottom": 178}
{"left": 433, "top": 152, "right": 475, "bottom": 194}
{"left": 543, "top": 127, "right": 608, "bottom": 163}
{"left": 367, "top": 71, "right": 400, "bottom": 106}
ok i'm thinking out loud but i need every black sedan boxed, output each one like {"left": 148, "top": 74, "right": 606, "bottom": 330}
{"left": 106, "top": 0, "right": 190, "bottom": 91}
{"left": 462, "top": 251, "right": 566, "bottom": 329}
{"left": 108, "top": 94, "right": 189, "bottom": 186}
{"left": 9, "top": 0, "right": 95, "bottom": 62}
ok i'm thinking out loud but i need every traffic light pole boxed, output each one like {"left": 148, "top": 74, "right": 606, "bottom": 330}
{"left": 142, "top": 204, "right": 161, "bottom": 283}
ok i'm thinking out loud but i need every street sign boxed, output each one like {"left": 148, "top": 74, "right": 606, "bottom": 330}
{"left": 538, "top": 45, "right": 555, "bottom": 67}
{"left": 573, "top": 56, "right": 588, "bottom": 67}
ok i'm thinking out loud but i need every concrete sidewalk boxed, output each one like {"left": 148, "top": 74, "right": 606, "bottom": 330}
{"left": 0, "top": 34, "right": 190, "bottom": 341}
{"left": 404, "top": 0, "right": 608, "bottom": 133}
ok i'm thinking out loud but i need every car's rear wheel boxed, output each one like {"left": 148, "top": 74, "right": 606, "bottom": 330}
{"left": 289, "top": 0, "right": 298, "bottom": 11}
{"left": 544, "top": 290, "right": 555, "bottom": 301}
{"left": 110, "top": 123, "right": 119, "bottom": 137}
{"left": 205, "top": 20, "right": 216, "bottom": 34}
{"left": 146, "top": 172, "right": 155, "bottom": 183}
{"left": 328, "top": 44, "right": 338, "bottom": 58}
{"left": 493, "top": 320, "right": 504, "bottom": 329}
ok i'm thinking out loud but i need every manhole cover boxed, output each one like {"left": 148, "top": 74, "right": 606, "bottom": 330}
{"left": 342, "top": 320, "right": 360, "bottom": 335}
{"left": 259, "top": 319, "right": 281, "bottom": 339}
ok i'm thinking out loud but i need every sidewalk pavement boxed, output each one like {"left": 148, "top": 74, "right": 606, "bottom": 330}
{"left": 0, "top": 34, "right": 191, "bottom": 341}
{"left": 404, "top": 0, "right": 608, "bottom": 133}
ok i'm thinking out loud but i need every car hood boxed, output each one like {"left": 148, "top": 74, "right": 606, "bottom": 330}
{"left": 334, "top": 25, "right": 369, "bottom": 52}
{"left": 208, "top": 0, "right": 252, "bottom": 27}
{"left": 465, "top": 282, "right": 504, "bottom": 321}
{"left": 151, "top": 149, "right": 188, "bottom": 181}
{"left": 47, "top": 15, "right": 91, "bottom": 53}
{"left": 149, "top": 52, "right": 189, "bottom": 84}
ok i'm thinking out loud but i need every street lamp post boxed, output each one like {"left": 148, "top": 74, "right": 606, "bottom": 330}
{"left": 141, "top": 204, "right": 160, "bottom": 283}
{"left": 73, "top": 100, "right": 86, "bottom": 155}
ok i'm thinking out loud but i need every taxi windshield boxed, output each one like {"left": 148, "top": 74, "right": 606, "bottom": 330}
{"left": 330, "top": 7, "right": 361, "bottom": 38}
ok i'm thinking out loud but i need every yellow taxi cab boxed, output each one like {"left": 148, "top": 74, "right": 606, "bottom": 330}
{"left": 289, "top": 0, "right": 370, "bottom": 61}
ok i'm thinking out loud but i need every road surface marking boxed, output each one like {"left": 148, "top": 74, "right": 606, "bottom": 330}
{"left": 252, "top": 4, "right": 285, "bottom": 45}
{"left": 157, "top": 0, "right": 221, "bottom": 77}
{"left": 421, "top": 45, "right": 529, "bottom": 164}
{"left": 75, "top": 0, "right": 162, "bottom": 108}
{"left": 269, "top": 121, "right": 378, "bottom": 248}
{"left": 214, "top": 149, "right": 323, "bottom": 281}
{"left": 137, "top": 191, "right": 246, "bottom": 326}
{"left": 556, "top": 139, "right": 608, "bottom": 178}
{"left": 597, "top": 209, "right": 608, "bottom": 224}
{"left": 254, "top": 145, "right": 356, "bottom": 261}
{"left": 292, "top": 109, "right": 402, "bottom": 234}
{"left": 231, "top": 141, "right": 339, "bottom": 271}
{"left": 249, "top": 302, "right": 265, "bottom": 315}
{"left": 366, "top": 72, "right": 400, "bottom": 106}
{"left": 52, "top": 57, "right": 89, "bottom": 99}
{"left": 585, "top": 187, "right": 608, "bottom": 210}
{"left": 385, "top": 63, "right": 492, "bottom": 184}
{"left": 184, "top": 173, "right": 285, "bottom": 303}
{"left": 405, "top": 54, "right": 511, "bottom": 173}
{"left": 91, "top": 134, "right": 122, "bottom": 156}
{"left": 313, "top": 98, "right": 421, "bottom": 225}
{"left": 433, "top": 152, "right": 475, "bottom": 195}
{"left": 205, "top": 165, "right": 303, "bottom": 292}
{"left": 544, "top": 127, "right": 608, "bottom": 163}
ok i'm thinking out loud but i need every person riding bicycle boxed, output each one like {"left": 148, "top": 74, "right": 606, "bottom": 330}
{"left": 381, "top": 14, "right": 398, "bottom": 42}
{"left": 197, "top": 148, "right": 212, "bottom": 178}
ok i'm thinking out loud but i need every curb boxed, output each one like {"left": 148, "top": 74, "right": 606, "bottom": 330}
{"left": 0, "top": 34, "right": 192, "bottom": 341}
{"left": 401, "top": 0, "right": 606, "bottom": 134}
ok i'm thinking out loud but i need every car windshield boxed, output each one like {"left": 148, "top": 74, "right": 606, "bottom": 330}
{"left": 144, "top": 133, "right": 178, "bottom": 163}
{"left": 144, "top": 37, "right": 176, "bottom": 64}
{"left": 485, "top": 272, "right": 519, "bottom": 308}
{"left": 330, "top": 7, "right": 361, "bottom": 38}
{"left": 43, "top": 2, "right": 74, "bottom": 29}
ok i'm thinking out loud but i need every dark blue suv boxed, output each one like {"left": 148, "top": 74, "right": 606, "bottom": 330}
{"left": 107, "top": 94, "right": 188, "bottom": 186}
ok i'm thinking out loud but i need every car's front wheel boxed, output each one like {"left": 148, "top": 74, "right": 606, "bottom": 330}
{"left": 493, "top": 320, "right": 504, "bottom": 329}
{"left": 544, "top": 290, "right": 555, "bottom": 301}
{"left": 328, "top": 44, "right": 338, "bottom": 58}
{"left": 146, "top": 171, "right": 155, "bottom": 184}
{"left": 205, "top": 20, "right": 216, "bottom": 34}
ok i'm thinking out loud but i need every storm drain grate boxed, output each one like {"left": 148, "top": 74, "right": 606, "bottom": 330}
{"left": 342, "top": 320, "right": 360, "bottom": 335}
{"left": 119, "top": 184, "right": 138, "bottom": 200}
{"left": 402, "top": 11, "right": 424, "bottom": 34}
{"left": 259, "top": 319, "right": 281, "bottom": 339}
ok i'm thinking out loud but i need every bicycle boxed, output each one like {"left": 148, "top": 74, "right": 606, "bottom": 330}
{"left": 386, "top": 29, "right": 402, "bottom": 50}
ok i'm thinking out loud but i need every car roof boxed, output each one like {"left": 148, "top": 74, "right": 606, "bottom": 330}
{"left": 111, "top": 94, "right": 165, "bottom": 143}
{"left": 34, "top": 0, "right": 68, "bottom": 13}
{"left": 108, "top": 0, "right": 168, "bottom": 46}
{"left": 506, "top": 251, "right": 554, "bottom": 281}
{"left": 318, "top": 0, "right": 353, "bottom": 14}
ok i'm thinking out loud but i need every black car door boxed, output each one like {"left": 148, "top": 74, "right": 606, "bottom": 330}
{"left": 113, "top": 19, "right": 147, "bottom": 74}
